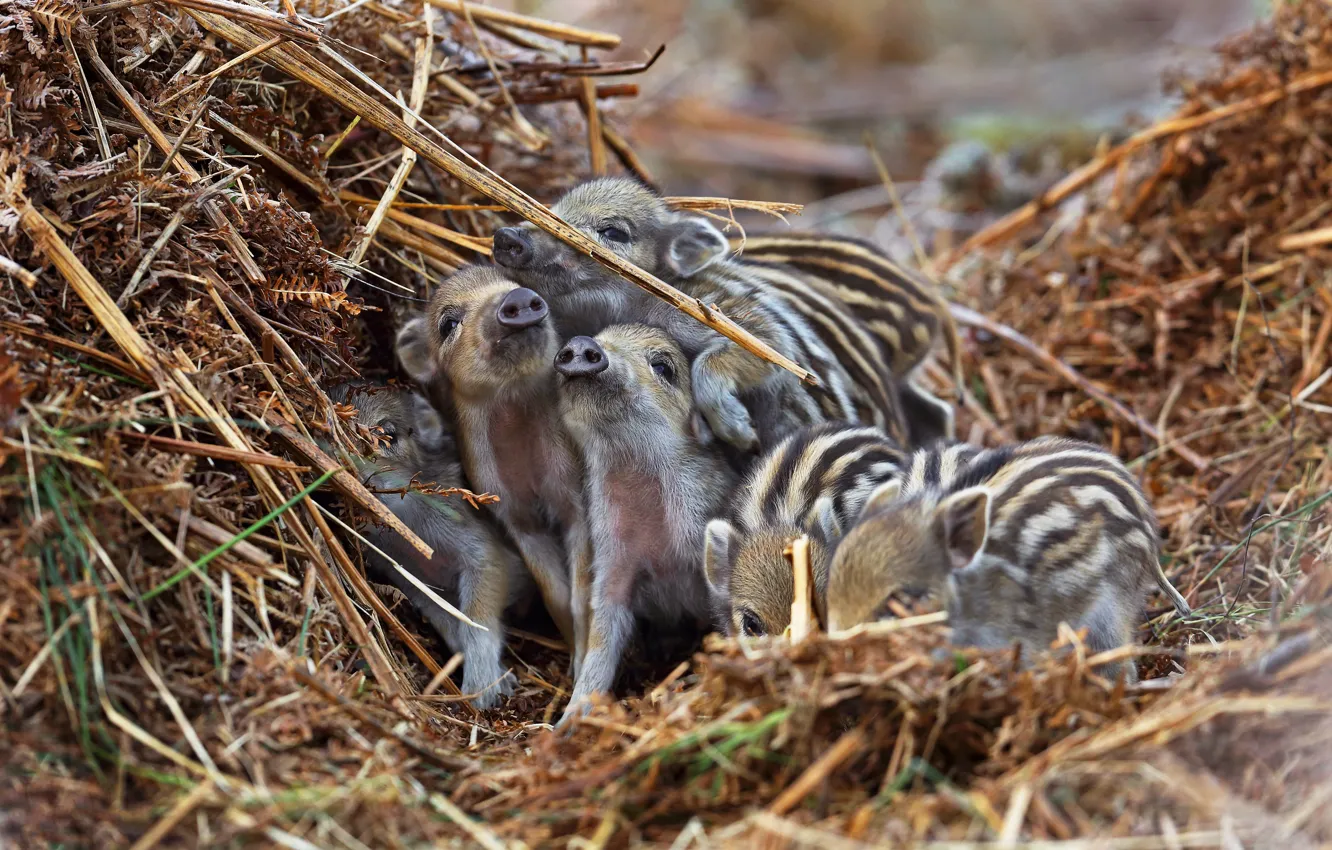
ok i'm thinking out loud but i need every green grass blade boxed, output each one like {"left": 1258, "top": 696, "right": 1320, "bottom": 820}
{"left": 143, "top": 468, "right": 338, "bottom": 601}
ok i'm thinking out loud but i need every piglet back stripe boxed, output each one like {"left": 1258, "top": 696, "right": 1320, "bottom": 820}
{"left": 739, "top": 424, "right": 900, "bottom": 531}
{"left": 749, "top": 264, "right": 900, "bottom": 428}
{"left": 738, "top": 233, "right": 933, "bottom": 299}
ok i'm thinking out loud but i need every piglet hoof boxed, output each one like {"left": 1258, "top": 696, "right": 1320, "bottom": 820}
{"left": 464, "top": 666, "right": 516, "bottom": 710}
{"left": 556, "top": 694, "right": 593, "bottom": 734}
{"left": 698, "top": 394, "right": 757, "bottom": 453}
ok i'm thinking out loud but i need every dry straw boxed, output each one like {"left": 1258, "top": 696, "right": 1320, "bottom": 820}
{"left": 1, "top": 0, "right": 1330, "bottom": 846}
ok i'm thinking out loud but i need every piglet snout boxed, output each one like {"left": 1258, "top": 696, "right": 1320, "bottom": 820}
{"left": 555, "top": 336, "right": 609, "bottom": 378}
{"left": 492, "top": 227, "right": 533, "bottom": 269}
{"left": 496, "top": 287, "right": 548, "bottom": 329}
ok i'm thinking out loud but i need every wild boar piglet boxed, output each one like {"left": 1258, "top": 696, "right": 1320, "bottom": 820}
{"left": 553, "top": 324, "right": 737, "bottom": 724}
{"left": 495, "top": 176, "right": 909, "bottom": 453}
{"left": 395, "top": 265, "right": 588, "bottom": 657}
{"left": 704, "top": 422, "right": 905, "bottom": 639}
{"left": 330, "top": 382, "right": 530, "bottom": 708}
{"left": 826, "top": 437, "right": 1192, "bottom": 682}
{"left": 730, "top": 230, "right": 962, "bottom": 444}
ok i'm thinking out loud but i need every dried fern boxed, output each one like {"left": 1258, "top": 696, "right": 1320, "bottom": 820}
{"left": 29, "top": 0, "right": 84, "bottom": 41}
{"left": 267, "top": 277, "right": 371, "bottom": 315}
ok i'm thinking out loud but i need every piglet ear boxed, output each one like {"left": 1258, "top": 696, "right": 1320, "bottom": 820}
{"left": 856, "top": 479, "right": 902, "bottom": 522}
{"left": 931, "top": 486, "right": 991, "bottom": 571}
{"left": 663, "top": 214, "right": 728, "bottom": 278}
{"left": 408, "top": 392, "right": 450, "bottom": 454}
{"left": 689, "top": 410, "right": 715, "bottom": 446}
{"left": 395, "top": 316, "right": 436, "bottom": 386}
{"left": 704, "top": 518, "right": 738, "bottom": 595}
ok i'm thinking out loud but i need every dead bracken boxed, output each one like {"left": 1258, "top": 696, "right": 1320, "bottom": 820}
{"left": 1, "top": 0, "right": 1331, "bottom": 847}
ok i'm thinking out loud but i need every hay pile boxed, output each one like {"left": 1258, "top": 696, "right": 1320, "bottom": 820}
{"left": 0, "top": 0, "right": 1330, "bottom": 846}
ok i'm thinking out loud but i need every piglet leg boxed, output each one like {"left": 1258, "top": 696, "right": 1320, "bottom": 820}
{"left": 558, "top": 563, "right": 635, "bottom": 728}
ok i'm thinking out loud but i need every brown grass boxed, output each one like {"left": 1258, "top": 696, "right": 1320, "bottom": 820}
{"left": 1, "top": 0, "right": 1330, "bottom": 846}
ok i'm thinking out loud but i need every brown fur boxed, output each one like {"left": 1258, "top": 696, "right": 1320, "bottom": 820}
{"left": 826, "top": 438, "right": 1193, "bottom": 683}
{"left": 328, "top": 382, "right": 531, "bottom": 708}
{"left": 395, "top": 265, "right": 588, "bottom": 658}
{"left": 555, "top": 324, "right": 736, "bottom": 724}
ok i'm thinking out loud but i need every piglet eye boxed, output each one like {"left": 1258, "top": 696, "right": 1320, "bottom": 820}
{"left": 598, "top": 225, "right": 630, "bottom": 244}
{"left": 439, "top": 314, "right": 460, "bottom": 339}
{"left": 740, "top": 610, "right": 764, "bottom": 637}
{"left": 376, "top": 422, "right": 397, "bottom": 446}
{"left": 650, "top": 357, "right": 674, "bottom": 382}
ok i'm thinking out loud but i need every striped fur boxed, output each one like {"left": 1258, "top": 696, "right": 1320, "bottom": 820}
{"left": 703, "top": 423, "right": 906, "bottom": 638}
{"left": 734, "top": 233, "right": 959, "bottom": 378}
{"left": 492, "top": 177, "right": 911, "bottom": 451}
{"left": 681, "top": 258, "right": 904, "bottom": 444}
{"left": 734, "top": 232, "right": 963, "bottom": 444}
{"left": 826, "top": 437, "right": 1191, "bottom": 681}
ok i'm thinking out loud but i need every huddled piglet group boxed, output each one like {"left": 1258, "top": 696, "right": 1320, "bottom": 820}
{"left": 336, "top": 177, "right": 1190, "bottom": 723}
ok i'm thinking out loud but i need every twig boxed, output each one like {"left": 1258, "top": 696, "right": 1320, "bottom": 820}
{"left": 340, "top": 190, "right": 490, "bottom": 254}
{"left": 461, "top": 44, "right": 664, "bottom": 78}
{"left": 419, "top": 0, "right": 619, "bottom": 48}
{"left": 63, "top": 30, "right": 114, "bottom": 161}
{"left": 1279, "top": 225, "right": 1332, "bottom": 251}
{"left": 428, "top": 793, "right": 507, "bottom": 850}
{"left": 346, "top": 5, "right": 432, "bottom": 267}
{"left": 14, "top": 199, "right": 160, "bottom": 376}
{"left": 178, "top": 511, "right": 276, "bottom": 569}
{"left": 157, "top": 34, "right": 285, "bottom": 108}
{"left": 768, "top": 727, "right": 867, "bottom": 815}
{"left": 155, "top": 98, "right": 211, "bottom": 175}
{"left": 120, "top": 431, "right": 307, "bottom": 471}
{"left": 291, "top": 472, "right": 410, "bottom": 700}
{"left": 949, "top": 304, "right": 1210, "bottom": 471}
{"left": 210, "top": 110, "right": 335, "bottom": 200}
{"left": 945, "top": 66, "right": 1332, "bottom": 266}
{"left": 161, "top": 0, "right": 322, "bottom": 42}
{"left": 0, "top": 321, "right": 148, "bottom": 380}
{"left": 785, "top": 535, "right": 814, "bottom": 643}
{"left": 870, "top": 136, "right": 966, "bottom": 395}
{"left": 346, "top": 200, "right": 505, "bottom": 212}
{"left": 365, "top": 476, "right": 498, "bottom": 508}
{"left": 602, "top": 122, "right": 655, "bottom": 186}
{"left": 827, "top": 611, "right": 949, "bottom": 640}
{"left": 127, "top": 781, "right": 215, "bottom": 850}
{"left": 666, "top": 196, "right": 803, "bottom": 218}
{"left": 262, "top": 413, "right": 435, "bottom": 561}
{"left": 579, "top": 76, "right": 607, "bottom": 176}
{"left": 374, "top": 217, "right": 469, "bottom": 269}
{"left": 0, "top": 255, "right": 38, "bottom": 288}
{"left": 867, "top": 136, "right": 930, "bottom": 275}
{"left": 322, "top": 114, "right": 359, "bottom": 159}
{"left": 188, "top": 15, "right": 818, "bottom": 386}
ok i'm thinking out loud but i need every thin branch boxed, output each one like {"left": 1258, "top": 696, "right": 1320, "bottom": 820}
{"left": 949, "top": 304, "right": 1210, "bottom": 471}
{"left": 188, "top": 15, "right": 819, "bottom": 386}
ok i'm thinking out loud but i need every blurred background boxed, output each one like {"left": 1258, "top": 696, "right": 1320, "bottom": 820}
{"left": 494, "top": 0, "right": 1265, "bottom": 250}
